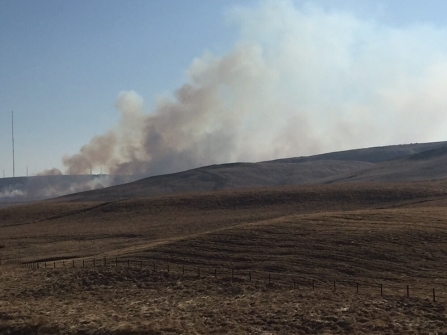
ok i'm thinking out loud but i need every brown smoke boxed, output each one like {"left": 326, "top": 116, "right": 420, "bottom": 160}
{"left": 62, "top": 44, "right": 274, "bottom": 177}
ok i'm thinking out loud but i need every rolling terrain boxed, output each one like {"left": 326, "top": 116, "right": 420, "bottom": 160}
{"left": 2, "top": 141, "right": 447, "bottom": 333}
{"left": 57, "top": 140, "right": 447, "bottom": 202}
{"left": 2, "top": 140, "right": 447, "bottom": 206}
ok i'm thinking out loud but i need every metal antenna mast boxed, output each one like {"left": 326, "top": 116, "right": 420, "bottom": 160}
{"left": 12, "top": 111, "right": 15, "bottom": 178}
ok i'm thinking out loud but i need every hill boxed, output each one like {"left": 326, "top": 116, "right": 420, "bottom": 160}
{"left": 2, "top": 174, "right": 447, "bottom": 333}
{"left": 2, "top": 141, "right": 447, "bottom": 205}
{"left": 58, "top": 141, "right": 447, "bottom": 202}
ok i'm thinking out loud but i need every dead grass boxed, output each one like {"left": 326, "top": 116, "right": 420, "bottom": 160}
{"left": 1, "top": 266, "right": 447, "bottom": 334}
{"left": 1, "top": 181, "right": 447, "bottom": 333}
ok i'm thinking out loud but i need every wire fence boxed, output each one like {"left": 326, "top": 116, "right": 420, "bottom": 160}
{"left": 2, "top": 257, "right": 446, "bottom": 302}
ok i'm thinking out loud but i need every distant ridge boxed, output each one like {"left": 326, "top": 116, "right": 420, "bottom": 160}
{"left": 270, "top": 141, "right": 447, "bottom": 164}
{"left": 55, "top": 141, "right": 447, "bottom": 202}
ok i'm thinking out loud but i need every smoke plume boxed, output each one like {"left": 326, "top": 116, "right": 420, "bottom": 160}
{"left": 3, "top": 0, "right": 447, "bottom": 202}
{"left": 61, "top": 1, "right": 447, "bottom": 178}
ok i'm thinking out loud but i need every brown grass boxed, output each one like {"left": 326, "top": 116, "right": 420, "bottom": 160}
{"left": 1, "top": 181, "right": 447, "bottom": 334}
{"left": 1, "top": 266, "right": 447, "bottom": 334}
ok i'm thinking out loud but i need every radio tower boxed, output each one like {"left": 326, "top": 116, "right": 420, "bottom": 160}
{"left": 12, "top": 111, "right": 15, "bottom": 177}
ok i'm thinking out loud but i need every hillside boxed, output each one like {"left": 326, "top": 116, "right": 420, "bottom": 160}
{"left": 58, "top": 141, "right": 447, "bottom": 202}
{"left": 326, "top": 145, "right": 447, "bottom": 183}
{"left": 2, "top": 180, "right": 447, "bottom": 334}
{"left": 1, "top": 181, "right": 447, "bottom": 261}
{"left": 2, "top": 174, "right": 447, "bottom": 333}
{"left": 1, "top": 141, "right": 447, "bottom": 205}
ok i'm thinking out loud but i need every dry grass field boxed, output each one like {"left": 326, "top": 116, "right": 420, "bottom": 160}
{"left": 1, "top": 181, "right": 447, "bottom": 334}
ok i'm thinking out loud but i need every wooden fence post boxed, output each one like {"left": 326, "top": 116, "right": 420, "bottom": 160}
{"left": 433, "top": 288, "right": 436, "bottom": 302}
{"left": 268, "top": 273, "right": 271, "bottom": 285}
{"left": 380, "top": 283, "right": 383, "bottom": 296}
{"left": 44, "top": 262, "right": 47, "bottom": 268}
{"left": 333, "top": 280, "right": 336, "bottom": 292}
{"left": 214, "top": 268, "right": 217, "bottom": 278}
{"left": 115, "top": 258, "right": 118, "bottom": 267}
{"left": 72, "top": 260, "right": 75, "bottom": 267}
{"left": 54, "top": 262, "right": 56, "bottom": 269}
{"left": 167, "top": 264, "right": 170, "bottom": 273}
{"left": 312, "top": 279, "right": 315, "bottom": 291}
{"left": 356, "top": 283, "right": 359, "bottom": 294}
{"left": 82, "top": 259, "right": 85, "bottom": 268}
{"left": 249, "top": 271, "right": 252, "bottom": 282}
{"left": 198, "top": 267, "right": 200, "bottom": 278}
{"left": 407, "top": 285, "right": 409, "bottom": 297}
{"left": 63, "top": 261, "right": 65, "bottom": 268}
{"left": 232, "top": 268, "right": 234, "bottom": 281}
{"left": 182, "top": 265, "right": 185, "bottom": 275}
{"left": 127, "top": 259, "right": 130, "bottom": 268}
{"left": 93, "top": 259, "right": 96, "bottom": 267}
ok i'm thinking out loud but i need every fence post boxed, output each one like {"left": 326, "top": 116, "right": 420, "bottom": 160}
{"left": 63, "top": 261, "right": 65, "bottom": 268}
{"left": 44, "top": 262, "right": 47, "bottom": 268}
{"left": 167, "top": 264, "right": 170, "bottom": 273}
{"left": 232, "top": 268, "right": 234, "bottom": 281}
{"left": 249, "top": 271, "right": 252, "bottom": 282}
{"left": 312, "top": 279, "right": 315, "bottom": 291}
{"left": 380, "top": 283, "right": 383, "bottom": 296}
{"left": 333, "top": 280, "right": 336, "bottom": 292}
{"left": 268, "top": 273, "right": 271, "bottom": 285}
{"left": 198, "top": 267, "right": 200, "bottom": 278}
{"left": 54, "top": 262, "right": 56, "bottom": 269}
{"left": 407, "top": 285, "right": 409, "bottom": 297}
{"left": 93, "top": 259, "right": 96, "bottom": 267}
{"left": 293, "top": 278, "right": 295, "bottom": 288}
{"left": 127, "top": 259, "right": 130, "bottom": 268}
{"left": 72, "top": 260, "right": 75, "bottom": 267}
{"left": 153, "top": 262, "right": 155, "bottom": 272}
{"left": 115, "top": 258, "right": 118, "bottom": 267}
{"left": 214, "top": 268, "right": 217, "bottom": 278}
{"left": 37, "top": 263, "right": 39, "bottom": 269}
{"left": 433, "top": 288, "right": 436, "bottom": 302}
{"left": 356, "top": 283, "right": 359, "bottom": 294}
{"left": 82, "top": 259, "right": 85, "bottom": 268}
{"left": 182, "top": 265, "right": 185, "bottom": 275}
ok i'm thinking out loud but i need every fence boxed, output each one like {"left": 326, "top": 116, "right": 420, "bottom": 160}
{"left": 2, "top": 257, "right": 446, "bottom": 302}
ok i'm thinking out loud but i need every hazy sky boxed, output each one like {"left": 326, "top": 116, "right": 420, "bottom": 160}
{"left": 1, "top": 0, "right": 447, "bottom": 177}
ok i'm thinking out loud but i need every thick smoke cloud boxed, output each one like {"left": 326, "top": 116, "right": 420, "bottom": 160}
{"left": 61, "top": 1, "right": 447, "bottom": 178}
{"left": 62, "top": 44, "right": 274, "bottom": 176}
{"left": 3, "top": 0, "right": 447, "bottom": 201}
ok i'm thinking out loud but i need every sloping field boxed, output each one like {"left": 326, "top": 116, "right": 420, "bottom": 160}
{"left": 1, "top": 181, "right": 447, "bottom": 261}
{"left": 131, "top": 207, "right": 447, "bottom": 286}
{"left": 1, "top": 181, "right": 447, "bottom": 334}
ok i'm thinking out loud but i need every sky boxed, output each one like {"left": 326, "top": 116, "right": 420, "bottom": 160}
{"left": 1, "top": 0, "right": 447, "bottom": 178}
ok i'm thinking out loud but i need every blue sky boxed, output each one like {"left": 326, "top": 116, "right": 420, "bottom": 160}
{"left": 1, "top": 0, "right": 447, "bottom": 177}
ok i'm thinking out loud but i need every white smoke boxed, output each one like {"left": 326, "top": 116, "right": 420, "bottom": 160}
{"left": 3, "top": 0, "right": 447, "bottom": 201}
{"left": 60, "top": 0, "right": 447, "bottom": 178}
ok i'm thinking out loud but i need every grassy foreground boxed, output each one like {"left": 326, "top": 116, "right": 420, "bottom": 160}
{"left": 1, "top": 181, "right": 447, "bottom": 334}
